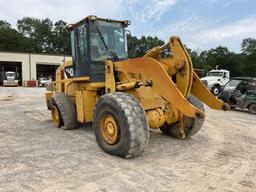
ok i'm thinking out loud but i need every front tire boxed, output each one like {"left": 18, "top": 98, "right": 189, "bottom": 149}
{"left": 93, "top": 92, "right": 149, "bottom": 158}
{"left": 211, "top": 85, "right": 220, "bottom": 96}
{"left": 160, "top": 95, "right": 205, "bottom": 138}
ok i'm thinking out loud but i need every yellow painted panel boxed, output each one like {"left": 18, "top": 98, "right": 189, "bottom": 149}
{"left": 45, "top": 91, "right": 53, "bottom": 103}
{"left": 75, "top": 90, "right": 84, "bottom": 123}
{"left": 83, "top": 90, "right": 97, "bottom": 122}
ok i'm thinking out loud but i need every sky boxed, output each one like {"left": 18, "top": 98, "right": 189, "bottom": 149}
{"left": 0, "top": 0, "right": 256, "bottom": 52}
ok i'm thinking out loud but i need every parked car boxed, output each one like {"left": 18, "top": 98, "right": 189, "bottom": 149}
{"left": 38, "top": 77, "right": 52, "bottom": 87}
{"left": 218, "top": 77, "right": 256, "bottom": 114}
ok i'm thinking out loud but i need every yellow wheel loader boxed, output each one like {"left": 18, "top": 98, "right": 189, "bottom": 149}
{"left": 45, "top": 15, "right": 229, "bottom": 158}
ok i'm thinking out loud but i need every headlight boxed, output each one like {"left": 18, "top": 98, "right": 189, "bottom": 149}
{"left": 207, "top": 81, "right": 215, "bottom": 85}
{"left": 202, "top": 80, "right": 208, "bottom": 86}
{"left": 3, "top": 80, "right": 7, "bottom": 83}
{"left": 15, "top": 80, "right": 18, "bottom": 83}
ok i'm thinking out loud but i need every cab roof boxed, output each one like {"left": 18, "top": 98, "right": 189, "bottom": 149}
{"left": 209, "top": 69, "right": 229, "bottom": 72}
{"left": 66, "top": 15, "right": 130, "bottom": 31}
{"left": 231, "top": 77, "right": 256, "bottom": 81}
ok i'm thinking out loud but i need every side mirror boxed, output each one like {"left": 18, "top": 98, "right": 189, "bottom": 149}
{"left": 125, "top": 30, "right": 131, "bottom": 37}
{"left": 124, "top": 30, "right": 131, "bottom": 53}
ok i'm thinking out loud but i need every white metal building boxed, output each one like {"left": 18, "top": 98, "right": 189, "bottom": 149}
{"left": 0, "top": 51, "right": 72, "bottom": 85}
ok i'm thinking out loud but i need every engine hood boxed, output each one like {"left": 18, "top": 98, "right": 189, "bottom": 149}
{"left": 200, "top": 76, "right": 221, "bottom": 82}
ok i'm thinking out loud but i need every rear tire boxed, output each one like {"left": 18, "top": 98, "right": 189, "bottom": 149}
{"left": 93, "top": 92, "right": 149, "bottom": 158}
{"left": 50, "top": 93, "right": 78, "bottom": 130}
{"left": 248, "top": 103, "right": 256, "bottom": 115}
{"left": 160, "top": 95, "right": 205, "bottom": 138}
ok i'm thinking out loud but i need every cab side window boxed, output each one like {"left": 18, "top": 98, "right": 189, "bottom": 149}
{"left": 71, "top": 31, "right": 77, "bottom": 63}
{"left": 77, "top": 24, "right": 88, "bottom": 62}
{"left": 70, "top": 23, "right": 89, "bottom": 77}
{"left": 223, "top": 72, "right": 227, "bottom": 79}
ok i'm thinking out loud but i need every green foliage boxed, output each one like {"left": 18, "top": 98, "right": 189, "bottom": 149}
{"left": 241, "top": 38, "right": 256, "bottom": 55}
{"left": 0, "top": 20, "right": 11, "bottom": 29}
{"left": 127, "top": 35, "right": 164, "bottom": 58}
{"left": 240, "top": 38, "right": 256, "bottom": 77}
{"left": 17, "top": 17, "right": 70, "bottom": 54}
{"left": 241, "top": 53, "right": 255, "bottom": 77}
{"left": 0, "top": 20, "right": 31, "bottom": 52}
{"left": 187, "top": 46, "right": 250, "bottom": 77}
{"left": 52, "top": 20, "right": 71, "bottom": 55}
{"left": 0, "top": 17, "right": 255, "bottom": 77}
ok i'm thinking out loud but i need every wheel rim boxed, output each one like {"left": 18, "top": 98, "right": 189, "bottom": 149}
{"left": 213, "top": 88, "right": 219, "bottom": 95}
{"left": 51, "top": 105, "right": 61, "bottom": 127}
{"left": 100, "top": 114, "right": 118, "bottom": 145}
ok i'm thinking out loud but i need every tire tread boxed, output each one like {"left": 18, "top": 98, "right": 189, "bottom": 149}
{"left": 93, "top": 92, "right": 149, "bottom": 158}
{"left": 51, "top": 93, "right": 77, "bottom": 130}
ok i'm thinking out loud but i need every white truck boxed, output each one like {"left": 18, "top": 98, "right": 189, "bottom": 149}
{"left": 3, "top": 71, "right": 19, "bottom": 87}
{"left": 200, "top": 69, "right": 230, "bottom": 96}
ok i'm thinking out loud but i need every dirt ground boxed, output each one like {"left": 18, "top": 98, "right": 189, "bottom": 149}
{"left": 0, "top": 87, "right": 255, "bottom": 192}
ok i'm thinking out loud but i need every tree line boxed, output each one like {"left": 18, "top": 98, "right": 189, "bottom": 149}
{"left": 0, "top": 18, "right": 70, "bottom": 55}
{"left": 0, "top": 17, "right": 255, "bottom": 77}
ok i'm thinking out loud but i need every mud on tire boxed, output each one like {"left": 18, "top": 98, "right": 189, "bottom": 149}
{"left": 50, "top": 93, "right": 78, "bottom": 130}
{"left": 93, "top": 92, "right": 150, "bottom": 158}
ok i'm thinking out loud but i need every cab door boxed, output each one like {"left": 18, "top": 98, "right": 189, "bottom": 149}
{"left": 71, "top": 23, "right": 90, "bottom": 77}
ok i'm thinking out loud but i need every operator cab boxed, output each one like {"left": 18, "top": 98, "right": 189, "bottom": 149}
{"left": 66, "top": 15, "right": 130, "bottom": 82}
{"left": 208, "top": 70, "right": 230, "bottom": 80}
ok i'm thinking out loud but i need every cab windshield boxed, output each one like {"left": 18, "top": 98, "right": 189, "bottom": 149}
{"left": 208, "top": 72, "right": 223, "bottom": 77}
{"left": 90, "top": 20, "right": 128, "bottom": 61}
{"left": 224, "top": 79, "right": 242, "bottom": 90}
{"left": 5, "top": 72, "right": 15, "bottom": 77}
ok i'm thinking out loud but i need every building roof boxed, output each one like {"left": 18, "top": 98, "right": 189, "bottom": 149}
{"left": 0, "top": 51, "right": 71, "bottom": 57}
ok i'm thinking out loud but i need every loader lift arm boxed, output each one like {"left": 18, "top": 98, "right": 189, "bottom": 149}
{"left": 115, "top": 57, "right": 205, "bottom": 118}
{"left": 112, "top": 36, "right": 229, "bottom": 139}
{"left": 114, "top": 37, "right": 229, "bottom": 119}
